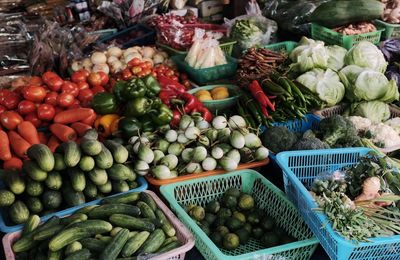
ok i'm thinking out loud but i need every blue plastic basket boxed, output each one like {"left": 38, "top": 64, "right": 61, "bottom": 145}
{"left": 0, "top": 177, "right": 148, "bottom": 233}
{"left": 97, "top": 24, "right": 155, "bottom": 48}
{"left": 276, "top": 147, "right": 400, "bottom": 260}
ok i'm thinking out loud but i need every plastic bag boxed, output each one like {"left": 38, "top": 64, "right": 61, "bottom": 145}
{"left": 246, "top": 0, "right": 262, "bottom": 16}
{"left": 170, "top": 0, "right": 188, "bottom": 9}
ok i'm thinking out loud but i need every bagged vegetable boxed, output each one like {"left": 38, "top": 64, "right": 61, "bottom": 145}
{"left": 289, "top": 37, "right": 329, "bottom": 73}
{"left": 345, "top": 41, "right": 387, "bottom": 73}
{"left": 186, "top": 35, "right": 227, "bottom": 69}
{"left": 185, "top": 29, "right": 205, "bottom": 67}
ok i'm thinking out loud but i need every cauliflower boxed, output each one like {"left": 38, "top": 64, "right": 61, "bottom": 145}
{"left": 347, "top": 116, "right": 372, "bottom": 132}
{"left": 385, "top": 117, "right": 400, "bottom": 134}
{"left": 369, "top": 123, "right": 400, "bottom": 148}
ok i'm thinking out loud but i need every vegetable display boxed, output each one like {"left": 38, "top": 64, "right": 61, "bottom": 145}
{"left": 194, "top": 86, "right": 230, "bottom": 102}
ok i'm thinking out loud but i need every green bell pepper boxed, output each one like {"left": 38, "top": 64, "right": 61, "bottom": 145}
{"left": 126, "top": 78, "right": 147, "bottom": 99}
{"left": 118, "top": 117, "right": 142, "bottom": 139}
{"left": 150, "top": 103, "right": 173, "bottom": 126}
{"left": 91, "top": 92, "right": 119, "bottom": 115}
{"left": 124, "top": 97, "right": 153, "bottom": 117}
{"left": 139, "top": 116, "right": 155, "bottom": 132}
{"left": 113, "top": 80, "right": 128, "bottom": 102}
{"left": 143, "top": 75, "right": 161, "bottom": 97}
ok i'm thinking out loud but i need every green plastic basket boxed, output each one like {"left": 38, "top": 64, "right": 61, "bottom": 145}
{"left": 375, "top": 19, "right": 400, "bottom": 39}
{"left": 311, "top": 23, "right": 383, "bottom": 49}
{"left": 160, "top": 170, "right": 319, "bottom": 260}
{"left": 157, "top": 40, "right": 236, "bottom": 56}
{"left": 263, "top": 41, "right": 297, "bottom": 54}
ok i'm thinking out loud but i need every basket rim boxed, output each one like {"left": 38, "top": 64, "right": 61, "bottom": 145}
{"left": 375, "top": 19, "right": 400, "bottom": 28}
{"left": 311, "top": 23, "right": 385, "bottom": 37}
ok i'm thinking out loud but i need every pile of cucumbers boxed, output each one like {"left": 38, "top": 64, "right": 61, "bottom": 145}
{"left": 0, "top": 129, "right": 139, "bottom": 225}
{"left": 12, "top": 192, "right": 180, "bottom": 260}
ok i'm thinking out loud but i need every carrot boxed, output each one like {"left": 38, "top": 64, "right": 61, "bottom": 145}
{"left": 71, "top": 122, "right": 92, "bottom": 137}
{"left": 3, "top": 157, "right": 23, "bottom": 170}
{"left": 17, "top": 121, "right": 40, "bottom": 145}
{"left": 80, "top": 112, "right": 97, "bottom": 126}
{"left": 8, "top": 131, "right": 31, "bottom": 158}
{"left": 54, "top": 108, "right": 95, "bottom": 124}
{"left": 0, "top": 130, "right": 12, "bottom": 161}
{"left": 47, "top": 135, "right": 61, "bottom": 152}
{"left": 49, "top": 123, "right": 77, "bottom": 142}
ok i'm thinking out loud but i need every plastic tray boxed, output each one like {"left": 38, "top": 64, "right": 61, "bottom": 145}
{"left": 146, "top": 159, "right": 269, "bottom": 189}
{"left": 263, "top": 41, "right": 297, "bottom": 54}
{"left": 97, "top": 24, "right": 155, "bottom": 48}
{"left": 160, "top": 170, "right": 319, "bottom": 260}
{"left": 3, "top": 190, "right": 194, "bottom": 260}
{"left": 311, "top": 23, "right": 383, "bottom": 49}
{"left": 0, "top": 177, "right": 147, "bottom": 233}
{"left": 375, "top": 19, "right": 400, "bottom": 39}
{"left": 157, "top": 40, "right": 236, "bottom": 56}
{"left": 276, "top": 147, "right": 400, "bottom": 260}
{"left": 171, "top": 54, "right": 237, "bottom": 85}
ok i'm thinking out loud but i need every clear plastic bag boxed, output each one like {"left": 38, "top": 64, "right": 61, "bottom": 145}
{"left": 246, "top": 0, "right": 262, "bottom": 16}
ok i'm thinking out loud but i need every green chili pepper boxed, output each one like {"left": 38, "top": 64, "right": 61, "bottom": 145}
{"left": 124, "top": 97, "right": 153, "bottom": 117}
{"left": 150, "top": 103, "right": 173, "bottom": 126}
{"left": 143, "top": 75, "right": 161, "bottom": 97}
{"left": 118, "top": 117, "right": 142, "bottom": 139}
{"left": 91, "top": 92, "right": 119, "bottom": 115}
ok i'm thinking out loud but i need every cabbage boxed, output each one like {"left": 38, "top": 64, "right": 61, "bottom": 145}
{"left": 380, "top": 79, "right": 399, "bottom": 103}
{"left": 351, "top": 101, "right": 390, "bottom": 123}
{"left": 296, "top": 68, "right": 344, "bottom": 106}
{"left": 326, "top": 45, "right": 347, "bottom": 70}
{"left": 289, "top": 37, "right": 329, "bottom": 73}
{"left": 344, "top": 41, "right": 387, "bottom": 73}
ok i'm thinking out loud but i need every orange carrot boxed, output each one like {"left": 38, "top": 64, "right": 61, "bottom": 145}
{"left": 0, "top": 130, "right": 12, "bottom": 161}
{"left": 47, "top": 135, "right": 61, "bottom": 153}
{"left": 80, "top": 112, "right": 97, "bottom": 126}
{"left": 71, "top": 122, "right": 92, "bottom": 137}
{"left": 53, "top": 108, "right": 95, "bottom": 124}
{"left": 3, "top": 157, "right": 22, "bottom": 170}
{"left": 8, "top": 131, "right": 31, "bottom": 158}
{"left": 49, "top": 123, "right": 77, "bottom": 142}
{"left": 17, "top": 121, "right": 40, "bottom": 145}
{"left": 38, "top": 132, "right": 48, "bottom": 144}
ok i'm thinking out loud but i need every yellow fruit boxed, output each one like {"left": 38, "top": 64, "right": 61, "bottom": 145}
{"left": 198, "top": 93, "right": 213, "bottom": 101}
{"left": 211, "top": 87, "right": 228, "bottom": 95}
{"left": 212, "top": 91, "right": 229, "bottom": 100}
{"left": 195, "top": 90, "right": 211, "bottom": 97}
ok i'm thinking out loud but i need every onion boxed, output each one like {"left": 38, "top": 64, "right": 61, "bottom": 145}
{"left": 92, "top": 63, "right": 110, "bottom": 75}
{"left": 161, "top": 154, "right": 179, "bottom": 170}
{"left": 202, "top": 157, "right": 217, "bottom": 171}
{"left": 91, "top": 52, "right": 107, "bottom": 65}
{"left": 165, "top": 130, "right": 178, "bottom": 142}
{"left": 244, "top": 133, "right": 262, "bottom": 149}
{"left": 109, "top": 60, "right": 123, "bottom": 73}
{"left": 228, "top": 115, "right": 247, "bottom": 129}
{"left": 212, "top": 116, "right": 228, "bottom": 130}
{"left": 141, "top": 47, "right": 156, "bottom": 59}
{"left": 82, "top": 58, "right": 93, "bottom": 71}
{"left": 71, "top": 61, "right": 82, "bottom": 71}
{"left": 255, "top": 147, "right": 269, "bottom": 161}
{"left": 107, "top": 47, "right": 122, "bottom": 57}
{"left": 124, "top": 48, "right": 139, "bottom": 55}
{"left": 107, "top": 56, "right": 119, "bottom": 64}
{"left": 159, "top": 51, "right": 169, "bottom": 59}
{"left": 124, "top": 52, "right": 142, "bottom": 62}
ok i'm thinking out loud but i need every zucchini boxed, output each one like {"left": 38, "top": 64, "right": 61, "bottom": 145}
{"left": 94, "top": 145, "right": 114, "bottom": 169}
{"left": 99, "top": 228, "right": 129, "bottom": 260}
{"left": 22, "top": 215, "right": 41, "bottom": 236}
{"left": 9, "top": 201, "right": 30, "bottom": 224}
{"left": 33, "top": 225, "right": 64, "bottom": 241}
{"left": 48, "top": 250, "right": 63, "bottom": 260}
{"left": 139, "top": 192, "right": 157, "bottom": 211}
{"left": 157, "top": 241, "right": 181, "bottom": 254}
{"left": 78, "top": 156, "right": 95, "bottom": 172}
{"left": 61, "top": 213, "right": 88, "bottom": 226}
{"left": 6, "top": 173, "right": 25, "bottom": 195}
{"left": 67, "top": 220, "right": 113, "bottom": 234}
{"left": 65, "top": 241, "right": 83, "bottom": 255}
{"left": 0, "top": 189, "right": 15, "bottom": 206}
{"left": 79, "top": 238, "right": 106, "bottom": 253}
{"left": 155, "top": 209, "right": 176, "bottom": 237}
{"left": 80, "top": 139, "right": 102, "bottom": 156}
{"left": 63, "top": 141, "right": 82, "bottom": 168}
{"left": 23, "top": 160, "right": 48, "bottom": 182}
{"left": 109, "top": 214, "right": 155, "bottom": 232}
{"left": 45, "top": 171, "right": 63, "bottom": 190}
{"left": 83, "top": 180, "right": 98, "bottom": 199}
{"left": 88, "top": 168, "right": 108, "bottom": 186}
{"left": 137, "top": 201, "right": 155, "bottom": 219}
{"left": 107, "top": 164, "right": 132, "bottom": 181}
{"left": 137, "top": 229, "right": 165, "bottom": 254}
{"left": 70, "top": 168, "right": 86, "bottom": 192}
{"left": 65, "top": 248, "right": 91, "bottom": 260}
{"left": 121, "top": 231, "right": 150, "bottom": 257}
{"left": 53, "top": 153, "right": 66, "bottom": 171}
{"left": 49, "top": 227, "right": 91, "bottom": 251}
{"left": 112, "top": 180, "right": 129, "bottom": 193}
{"left": 26, "top": 197, "right": 43, "bottom": 214}
{"left": 26, "top": 179, "right": 44, "bottom": 197}
{"left": 97, "top": 180, "right": 112, "bottom": 194}
{"left": 102, "top": 192, "right": 140, "bottom": 204}
{"left": 27, "top": 144, "right": 55, "bottom": 172}
{"left": 88, "top": 204, "right": 141, "bottom": 219}
{"left": 104, "top": 140, "right": 129, "bottom": 164}
{"left": 74, "top": 205, "right": 99, "bottom": 215}
{"left": 42, "top": 190, "right": 62, "bottom": 210}
{"left": 63, "top": 184, "right": 86, "bottom": 207}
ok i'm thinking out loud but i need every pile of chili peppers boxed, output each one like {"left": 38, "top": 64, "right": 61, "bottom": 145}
{"left": 158, "top": 76, "right": 213, "bottom": 127}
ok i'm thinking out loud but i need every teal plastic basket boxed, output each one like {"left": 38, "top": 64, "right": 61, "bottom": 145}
{"left": 276, "top": 147, "right": 400, "bottom": 260}
{"left": 263, "top": 41, "right": 297, "bottom": 54}
{"left": 160, "top": 170, "right": 319, "bottom": 260}
{"left": 375, "top": 20, "right": 400, "bottom": 39}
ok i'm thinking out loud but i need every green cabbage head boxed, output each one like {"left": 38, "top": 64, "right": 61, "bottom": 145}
{"left": 351, "top": 101, "right": 390, "bottom": 123}
{"left": 344, "top": 41, "right": 387, "bottom": 73}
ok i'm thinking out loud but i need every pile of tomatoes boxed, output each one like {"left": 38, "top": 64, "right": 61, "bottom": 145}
{"left": 152, "top": 64, "right": 191, "bottom": 89}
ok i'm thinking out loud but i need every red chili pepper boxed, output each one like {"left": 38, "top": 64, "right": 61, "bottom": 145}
{"left": 180, "top": 92, "right": 200, "bottom": 113}
{"left": 158, "top": 76, "right": 186, "bottom": 93}
{"left": 260, "top": 106, "right": 269, "bottom": 117}
{"left": 192, "top": 106, "right": 213, "bottom": 122}
{"left": 248, "top": 80, "right": 275, "bottom": 112}
{"left": 159, "top": 90, "right": 178, "bottom": 106}
{"left": 170, "top": 109, "right": 182, "bottom": 128}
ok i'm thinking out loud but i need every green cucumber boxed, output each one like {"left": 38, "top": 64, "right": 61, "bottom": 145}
{"left": 88, "top": 204, "right": 141, "bottom": 219}
{"left": 6, "top": 174, "right": 25, "bottom": 195}
{"left": 22, "top": 215, "right": 41, "bottom": 236}
{"left": 104, "top": 140, "right": 129, "bottom": 164}
{"left": 9, "top": 201, "right": 29, "bottom": 224}
{"left": 128, "top": 231, "right": 138, "bottom": 238}
{"left": 161, "top": 236, "right": 178, "bottom": 247}
{"left": 23, "top": 160, "right": 47, "bottom": 182}
{"left": 79, "top": 156, "right": 95, "bottom": 172}
{"left": 63, "top": 184, "right": 86, "bottom": 207}
{"left": 74, "top": 205, "right": 99, "bottom": 215}
{"left": 49, "top": 227, "right": 91, "bottom": 251}
{"left": 67, "top": 220, "right": 113, "bottom": 234}
{"left": 26, "top": 178, "right": 44, "bottom": 196}
{"left": 137, "top": 228, "right": 165, "bottom": 254}
{"left": 82, "top": 129, "right": 98, "bottom": 141}
{"left": 80, "top": 139, "right": 102, "bottom": 156}
{"left": 155, "top": 209, "right": 176, "bottom": 237}
{"left": 97, "top": 235, "right": 112, "bottom": 243}
{"left": 63, "top": 141, "right": 82, "bottom": 168}
{"left": 42, "top": 190, "right": 62, "bottom": 210}
{"left": 83, "top": 180, "right": 98, "bottom": 199}
{"left": 121, "top": 231, "right": 150, "bottom": 257}
{"left": 79, "top": 238, "right": 106, "bottom": 253}
{"left": 94, "top": 145, "right": 113, "bottom": 169}
{"left": 112, "top": 180, "right": 129, "bottom": 193}
{"left": 45, "top": 171, "right": 63, "bottom": 190}
{"left": 27, "top": 144, "right": 55, "bottom": 172}
{"left": 65, "top": 241, "right": 83, "bottom": 255}
{"left": 88, "top": 168, "right": 108, "bottom": 186}
{"left": 0, "top": 189, "right": 15, "bottom": 206}
{"left": 53, "top": 153, "right": 66, "bottom": 171}
{"left": 33, "top": 225, "right": 64, "bottom": 241}
{"left": 109, "top": 214, "right": 155, "bottom": 232}
{"left": 102, "top": 192, "right": 140, "bottom": 204}
{"left": 99, "top": 228, "right": 129, "bottom": 260}
{"left": 48, "top": 249, "right": 63, "bottom": 260}
{"left": 107, "top": 164, "right": 132, "bottom": 181}
{"left": 137, "top": 201, "right": 155, "bottom": 219}
{"left": 157, "top": 240, "right": 181, "bottom": 253}
{"left": 111, "top": 227, "right": 124, "bottom": 237}
{"left": 65, "top": 248, "right": 91, "bottom": 260}
{"left": 61, "top": 213, "right": 88, "bottom": 226}
{"left": 26, "top": 197, "right": 43, "bottom": 214}
{"left": 98, "top": 180, "right": 112, "bottom": 194}
{"left": 139, "top": 192, "right": 157, "bottom": 211}
{"left": 70, "top": 168, "right": 86, "bottom": 192}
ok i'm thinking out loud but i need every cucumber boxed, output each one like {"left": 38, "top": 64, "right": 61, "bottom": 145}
{"left": 65, "top": 248, "right": 91, "bottom": 260}
{"left": 74, "top": 205, "right": 99, "bottom": 215}
{"left": 49, "top": 227, "right": 91, "bottom": 251}
{"left": 34, "top": 251, "right": 47, "bottom": 260}
{"left": 42, "top": 190, "right": 62, "bottom": 210}
{"left": 70, "top": 168, "right": 86, "bottom": 192}
{"left": 121, "top": 231, "right": 150, "bottom": 257}
{"left": 161, "top": 236, "right": 178, "bottom": 247}
{"left": 67, "top": 220, "right": 113, "bottom": 234}
{"left": 157, "top": 240, "right": 181, "bottom": 254}
{"left": 63, "top": 184, "right": 86, "bottom": 207}
{"left": 82, "top": 129, "right": 98, "bottom": 141}
{"left": 127, "top": 180, "right": 138, "bottom": 190}
{"left": 78, "top": 156, "right": 95, "bottom": 172}
{"left": 137, "top": 201, "right": 156, "bottom": 219}
{"left": 128, "top": 231, "right": 138, "bottom": 239}
{"left": 94, "top": 145, "right": 114, "bottom": 169}
{"left": 61, "top": 213, "right": 88, "bottom": 226}
{"left": 99, "top": 228, "right": 129, "bottom": 260}
{"left": 53, "top": 153, "right": 66, "bottom": 171}
{"left": 65, "top": 241, "right": 82, "bottom": 255}
{"left": 97, "top": 235, "right": 112, "bottom": 243}
{"left": 26, "top": 179, "right": 44, "bottom": 196}
{"left": 33, "top": 225, "right": 64, "bottom": 241}
{"left": 22, "top": 215, "right": 41, "bottom": 236}
{"left": 112, "top": 180, "right": 129, "bottom": 193}
{"left": 104, "top": 140, "right": 129, "bottom": 164}
{"left": 6, "top": 174, "right": 25, "bottom": 195}
{"left": 23, "top": 160, "right": 48, "bottom": 182}
{"left": 45, "top": 171, "right": 63, "bottom": 190}
{"left": 26, "top": 197, "right": 43, "bottom": 214}
{"left": 102, "top": 192, "right": 140, "bottom": 204}
{"left": 155, "top": 209, "right": 176, "bottom": 237}
{"left": 111, "top": 227, "right": 123, "bottom": 237}
{"left": 137, "top": 229, "right": 165, "bottom": 254}
{"left": 88, "top": 204, "right": 141, "bottom": 219}
{"left": 83, "top": 180, "right": 98, "bottom": 199}
{"left": 79, "top": 238, "right": 106, "bottom": 253}
{"left": 88, "top": 168, "right": 108, "bottom": 186}
{"left": 10, "top": 201, "right": 30, "bottom": 224}
{"left": 109, "top": 214, "right": 155, "bottom": 232}
{"left": 139, "top": 192, "right": 157, "bottom": 211}
{"left": 27, "top": 144, "right": 55, "bottom": 172}
{"left": 48, "top": 249, "right": 63, "bottom": 260}
{"left": 63, "top": 141, "right": 82, "bottom": 168}
{"left": 0, "top": 189, "right": 15, "bottom": 206}
{"left": 107, "top": 164, "right": 132, "bottom": 181}
{"left": 97, "top": 180, "right": 112, "bottom": 194}
{"left": 80, "top": 139, "right": 102, "bottom": 156}
{"left": 126, "top": 165, "right": 137, "bottom": 182}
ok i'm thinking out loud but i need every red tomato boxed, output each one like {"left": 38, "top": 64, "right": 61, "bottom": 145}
{"left": 121, "top": 69, "right": 133, "bottom": 81}
{"left": 46, "top": 76, "right": 64, "bottom": 92}
{"left": 0, "top": 89, "right": 12, "bottom": 106}
{"left": 24, "top": 113, "right": 42, "bottom": 128}
{"left": 78, "top": 89, "right": 94, "bottom": 107}
{"left": 61, "top": 81, "right": 79, "bottom": 97}
{"left": 29, "top": 76, "right": 43, "bottom": 86}
{"left": 44, "top": 92, "right": 58, "bottom": 106}
{"left": 76, "top": 81, "right": 89, "bottom": 91}
{"left": 71, "top": 70, "right": 88, "bottom": 83}
{"left": 128, "top": 58, "right": 141, "bottom": 67}
{"left": 0, "top": 111, "right": 23, "bottom": 130}
{"left": 57, "top": 93, "right": 75, "bottom": 107}
{"left": 54, "top": 106, "right": 64, "bottom": 114}
{"left": 80, "top": 69, "right": 90, "bottom": 77}
{"left": 131, "top": 66, "right": 142, "bottom": 74}
{"left": 22, "top": 86, "right": 47, "bottom": 103}
{"left": 70, "top": 99, "right": 81, "bottom": 109}
{"left": 42, "top": 71, "right": 58, "bottom": 82}
{"left": 144, "top": 61, "right": 153, "bottom": 70}
{"left": 87, "top": 72, "right": 102, "bottom": 86}
{"left": 91, "top": 85, "right": 106, "bottom": 95}
{"left": 18, "top": 100, "right": 36, "bottom": 115}
{"left": 97, "top": 71, "right": 109, "bottom": 86}
{"left": 0, "top": 105, "right": 6, "bottom": 114}
{"left": 2, "top": 92, "right": 21, "bottom": 110}
{"left": 37, "top": 104, "right": 55, "bottom": 121}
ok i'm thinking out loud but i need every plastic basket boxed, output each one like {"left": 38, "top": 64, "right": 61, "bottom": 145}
{"left": 311, "top": 23, "right": 383, "bottom": 49}
{"left": 160, "top": 170, "right": 319, "bottom": 260}
{"left": 0, "top": 177, "right": 147, "bottom": 233}
{"left": 2, "top": 190, "right": 194, "bottom": 260}
{"left": 276, "top": 147, "right": 400, "bottom": 260}
{"left": 97, "top": 24, "right": 155, "bottom": 48}
{"left": 146, "top": 159, "right": 269, "bottom": 189}
{"left": 375, "top": 20, "right": 400, "bottom": 39}
{"left": 171, "top": 54, "right": 237, "bottom": 85}
{"left": 88, "top": 28, "right": 118, "bottom": 41}
{"left": 157, "top": 40, "right": 236, "bottom": 57}
{"left": 263, "top": 41, "right": 297, "bottom": 54}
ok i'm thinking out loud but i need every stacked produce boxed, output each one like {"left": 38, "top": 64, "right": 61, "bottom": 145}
{"left": 186, "top": 187, "right": 296, "bottom": 250}
{"left": 149, "top": 13, "right": 199, "bottom": 28}
{"left": 11, "top": 192, "right": 181, "bottom": 259}
{"left": 0, "top": 129, "right": 140, "bottom": 225}
{"left": 332, "top": 22, "right": 377, "bottom": 35}
{"left": 129, "top": 115, "right": 269, "bottom": 180}
{"left": 193, "top": 86, "right": 230, "bottom": 102}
